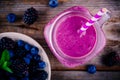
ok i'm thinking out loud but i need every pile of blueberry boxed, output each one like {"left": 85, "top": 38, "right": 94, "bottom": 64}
{"left": 0, "top": 37, "right": 48, "bottom": 80}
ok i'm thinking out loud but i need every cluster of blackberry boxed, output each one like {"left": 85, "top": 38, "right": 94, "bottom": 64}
{"left": 0, "top": 37, "right": 48, "bottom": 80}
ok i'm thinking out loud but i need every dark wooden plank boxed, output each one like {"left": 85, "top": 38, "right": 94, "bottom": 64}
{"left": 51, "top": 71, "right": 120, "bottom": 80}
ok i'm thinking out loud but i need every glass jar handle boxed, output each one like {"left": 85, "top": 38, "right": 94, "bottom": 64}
{"left": 98, "top": 12, "right": 111, "bottom": 28}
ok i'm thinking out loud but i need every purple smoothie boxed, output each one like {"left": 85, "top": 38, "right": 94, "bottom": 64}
{"left": 55, "top": 16, "right": 97, "bottom": 57}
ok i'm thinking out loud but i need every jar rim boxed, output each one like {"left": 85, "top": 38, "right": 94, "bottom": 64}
{"left": 49, "top": 10, "right": 99, "bottom": 61}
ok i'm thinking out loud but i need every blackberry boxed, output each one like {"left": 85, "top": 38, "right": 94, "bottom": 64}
{"left": 0, "top": 40, "right": 3, "bottom": 49}
{"left": 29, "top": 59, "right": 39, "bottom": 74}
{"left": 0, "top": 40, "right": 3, "bottom": 57}
{"left": 23, "top": 7, "right": 38, "bottom": 25}
{"left": 10, "top": 59, "right": 29, "bottom": 78}
{"left": 102, "top": 51, "right": 120, "bottom": 66}
{"left": 7, "top": 73, "right": 17, "bottom": 80}
{"left": 7, "top": 71, "right": 20, "bottom": 80}
{"left": 15, "top": 47, "right": 27, "bottom": 57}
{"left": 0, "top": 37, "right": 15, "bottom": 50}
{"left": 30, "top": 70, "right": 48, "bottom": 80}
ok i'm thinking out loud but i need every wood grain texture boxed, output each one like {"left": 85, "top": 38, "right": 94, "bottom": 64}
{"left": 0, "top": 0, "right": 120, "bottom": 79}
{"left": 51, "top": 71, "right": 120, "bottom": 80}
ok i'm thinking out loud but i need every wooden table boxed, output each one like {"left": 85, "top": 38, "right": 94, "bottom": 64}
{"left": 0, "top": 0, "right": 120, "bottom": 80}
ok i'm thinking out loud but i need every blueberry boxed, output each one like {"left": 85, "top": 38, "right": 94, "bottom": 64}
{"left": 9, "top": 77, "right": 16, "bottom": 80}
{"left": 26, "top": 54, "right": 32, "bottom": 59}
{"left": 49, "top": 0, "right": 59, "bottom": 8}
{"left": 34, "top": 55, "right": 41, "bottom": 61}
{"left": 17, "top": 40, "right": 25, "bottom": 47}
{"left": 38, "top": 61, "right": 46, "bottom": 69}
{"left": 24, "top": 43, "right": 31, "bottom": 51}
{"left": 21, "top": 77, "right": 29, "bottom": 80}
{"left": 24, "top": 57, "right": 30, "bottom": 65}
{"left": 31, "top": 47, "right": 39, "bottom": 55}
{"left": 7, "top": 13, "right": 16, "bottom": 23}
{"left": 87, "top": 65, "right": 96, "bottom": 74}
{"left": 9, "top": 50, "right": 14, "bottom": 57}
